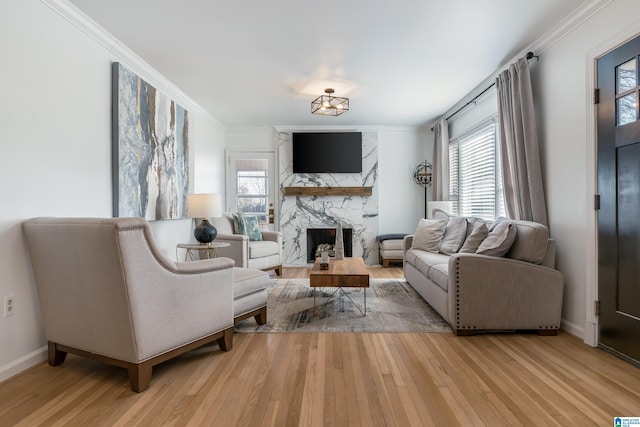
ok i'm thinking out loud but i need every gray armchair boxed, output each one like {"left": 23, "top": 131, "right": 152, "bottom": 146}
{"left": 23, "top": 217, "right": 235, "bottom": 392}
{"left": 211, "top": 213, "right": 283, "bottom": 276}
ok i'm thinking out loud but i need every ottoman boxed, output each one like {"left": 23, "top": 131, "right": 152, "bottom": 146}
{"left": 233, "top": 267, "right": 270, "bottom": 325}
{"left": 377, "top": 234, "right": 408, "bottom": 267}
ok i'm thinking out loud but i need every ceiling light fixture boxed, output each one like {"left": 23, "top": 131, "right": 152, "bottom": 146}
{"left": 311, "top": 88, "right": 349, "bottom": 116}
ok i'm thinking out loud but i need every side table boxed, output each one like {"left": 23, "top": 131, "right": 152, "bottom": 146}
{"left": 176, "top": 242, "right": 230, "bottom": 261}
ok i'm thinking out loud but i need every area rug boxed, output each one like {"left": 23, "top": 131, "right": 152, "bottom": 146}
{"left": 234, "top": 278, "right": 451, "bottom": 333}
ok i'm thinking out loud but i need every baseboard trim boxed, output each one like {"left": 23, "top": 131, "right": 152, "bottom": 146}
{"left": 560, "top": 318, "right": 584, "bottom": 340}
{"left": 0, "top": 346, "right": 47, "bottom": 384}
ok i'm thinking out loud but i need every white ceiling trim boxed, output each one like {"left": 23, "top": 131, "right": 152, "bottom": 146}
{"left": 40, "top": 0, "right": 225, "bottom": 130}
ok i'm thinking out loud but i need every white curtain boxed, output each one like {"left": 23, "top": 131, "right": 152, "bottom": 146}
{"left": 496, "top": 57, "right": 548, "bottom": 226}
{"left": 432, "top": 117, "right": 449, "bottom": 201}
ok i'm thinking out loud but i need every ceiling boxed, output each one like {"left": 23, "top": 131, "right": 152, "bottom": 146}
{"left": 68, "top": 0, "right": 588, "bottom": 129}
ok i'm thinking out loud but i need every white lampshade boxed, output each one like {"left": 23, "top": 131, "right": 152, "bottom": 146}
{"left": 427, "top": 201, "right": 453, "bottom": 218}
{"left": 187, "top": 194, "right": 222, "bottom": 218}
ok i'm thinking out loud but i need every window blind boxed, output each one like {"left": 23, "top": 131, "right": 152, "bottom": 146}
{"left": 449, "top": 119, "right": 504, "bottom": 220}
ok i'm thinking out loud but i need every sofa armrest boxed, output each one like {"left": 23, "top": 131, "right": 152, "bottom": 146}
{"left": 126, "top": 258, "right": 235, "bottom": 361}
{"left": 174, "top": 257, "right": 235, "bottom": 273}
{"left": 403, "top": 235, "right": 414, "bottom": 252}
{"left": 448, "top": 253, "right": 564, "bottom": 333}
{"left": 261, "top": 230, "right": 282, "bottom": 244}
{"left": 215, "top": 233, "right": 248, "bottom": 242}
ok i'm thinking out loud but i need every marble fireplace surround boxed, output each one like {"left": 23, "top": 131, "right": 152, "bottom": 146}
{"left": 278, "top": 131, "right": 378, "bottom": 266}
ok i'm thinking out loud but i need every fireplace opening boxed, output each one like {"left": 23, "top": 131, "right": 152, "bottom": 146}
{"left": 306, "top": 227, "right": 353, "bottom": 263}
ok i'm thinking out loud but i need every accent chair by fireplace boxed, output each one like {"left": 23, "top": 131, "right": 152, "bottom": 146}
{"left": 211, "top": 213, "right": 283, "bottom": 275}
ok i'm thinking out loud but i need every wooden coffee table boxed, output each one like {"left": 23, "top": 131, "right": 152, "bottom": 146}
{"left": 309, "top": 257, "right": 370, "bottom": 316}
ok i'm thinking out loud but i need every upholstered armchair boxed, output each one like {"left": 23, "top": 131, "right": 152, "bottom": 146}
{"left": 22, "top": 217, "right": 235, "bottom": 392}
{"left": 211, "top": 213, "right": 283, "bottom": 276}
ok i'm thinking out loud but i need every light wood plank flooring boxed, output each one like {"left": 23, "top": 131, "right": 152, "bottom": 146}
{"left": 1, "top": 266, "right": 639, "bottom": 426}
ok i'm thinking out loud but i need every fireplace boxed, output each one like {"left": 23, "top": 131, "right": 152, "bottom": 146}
{"left": 306, "top": 227, "right": 353, "bottom": 263}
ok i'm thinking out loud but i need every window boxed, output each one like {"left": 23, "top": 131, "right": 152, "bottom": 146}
{"left": 449, "top": 118, "right": 505, "bottom": 220}
{"left": 235, "top": 158, "right": 269, "bottom": 221}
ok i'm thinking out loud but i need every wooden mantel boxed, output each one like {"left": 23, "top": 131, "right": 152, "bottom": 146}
{"left": 283, "top": 186, "right": 373, "bottom": 197}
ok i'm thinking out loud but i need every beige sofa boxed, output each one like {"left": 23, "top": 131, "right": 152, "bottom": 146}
{"left": 403, "top": 218, "right": 564, "bottom": 335}
{"left": 23, "top": 217, "right": 240, "bottom": 392}
{"left": 212, "top": 213, "right": 283, "bottom": 275}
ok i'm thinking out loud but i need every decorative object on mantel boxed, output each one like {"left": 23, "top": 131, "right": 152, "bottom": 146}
{"left": 413, "top": 160, "right": 433, "bottom": 218}
{"left": 311, "top": 88, "right": 349, "bottom": 116}
{"left": 334, "top": 222, "right": 345, "bottom": 260}
{"left": 188, "top": 193, "right": 222, "bottom": 243}
{"left": 112, "top": 62, "right": 189, "bottom": 220}
{"left": 283, "top": 186, "right": 372, "bottom": 197}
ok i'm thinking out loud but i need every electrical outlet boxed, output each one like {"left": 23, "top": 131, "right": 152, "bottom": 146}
{"left": 4, "top": 295, "right": 15, "bottom": 317}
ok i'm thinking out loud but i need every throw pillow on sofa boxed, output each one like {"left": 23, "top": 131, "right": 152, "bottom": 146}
{"left": 438, "top": 216, "right": 468, "bottom": 255}
{"left": 411, "top": 218, "right": 447, "bottom": 253}
{"left": 476, "top": 219, "right": 516, "bottom": 257}
{"left": 459, "top": 221, "right": 489, "bottom": 253}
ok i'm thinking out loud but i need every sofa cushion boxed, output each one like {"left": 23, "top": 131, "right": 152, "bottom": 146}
{"left": 249, "top": 240, "right": 279, "bottom": 258}
{"left": 439, "top": 216, "right": 468, "bottom": 255}
{"left": 507, "top": 220, "right": 549, "bottom": 264}
{"left": 411, "top": 219, "right": 447, "bottom": 253}
{"left": 405, "top": 249, "right": 450, "bottom": 277}
{"left": 459, "top": 222, "right": 489, "bottom": 253}
{"left": 476, "top": 219, "right": 516, "bottom": 257}
{"left": 233, "top": 267, "right": 270, "bottom": 300}
{"left": 428, "top": 263, "right": 449, "bottom": 291}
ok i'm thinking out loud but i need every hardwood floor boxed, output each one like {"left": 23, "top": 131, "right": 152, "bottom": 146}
{"left": 1, "top": 266, "right": 639, "bottom": 426}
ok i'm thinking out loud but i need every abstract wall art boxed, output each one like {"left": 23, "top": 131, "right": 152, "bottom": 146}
{"left": 112, "top": 62, "right": 189, "bottom": 220}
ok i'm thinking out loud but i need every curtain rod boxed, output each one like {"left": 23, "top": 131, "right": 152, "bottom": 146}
{"left": 430, "top": 52, "right": 539, "bottom": 131}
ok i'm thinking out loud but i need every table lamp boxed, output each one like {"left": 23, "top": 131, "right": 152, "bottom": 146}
{"left": 187, "top": 193, "right": 222, "bottom": 243}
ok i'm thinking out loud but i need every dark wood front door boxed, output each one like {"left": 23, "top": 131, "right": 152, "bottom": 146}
{"left": 597, "top": 34, "right": 640, "bottom": 364}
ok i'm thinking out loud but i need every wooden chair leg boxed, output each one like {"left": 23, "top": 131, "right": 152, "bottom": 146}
{"left": 217, "top": 327, "right": 233, "bottom": 351}
{"left": 538, "top": 329, "right": 558, "bottom": 336}
{"left": 255, "top": 306, "right": 267, "bottom": 325}
{"left": 128, "top": 362, "right": 152, "bottom": 393}
{"left": 48, "top": 342, "right": 67, "bottom": 366}
{"left": 455, "top": 329, "right": 476, "bottom": 336}
{"left": 274, "top": 265, "right": 282, "bottom": 276}
{"left": 382, "top": 259, "right": 389, "bottom": 268}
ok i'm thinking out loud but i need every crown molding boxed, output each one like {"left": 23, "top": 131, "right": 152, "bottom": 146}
{"left": 40, "top": 0, "right": 225, "bottom": 131}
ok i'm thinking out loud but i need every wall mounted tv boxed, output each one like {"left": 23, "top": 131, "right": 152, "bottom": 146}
{"left": 292, "top": 132, "right": 362, "bottom": 173}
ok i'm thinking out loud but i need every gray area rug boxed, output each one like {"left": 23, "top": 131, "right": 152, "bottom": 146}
{"left": 234, "top": 278, "right": 451, "bottom": 333}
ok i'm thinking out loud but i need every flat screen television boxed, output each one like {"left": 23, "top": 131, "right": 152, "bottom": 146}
{"left": 292, "top": 132, "right": 362, "bottom": 173}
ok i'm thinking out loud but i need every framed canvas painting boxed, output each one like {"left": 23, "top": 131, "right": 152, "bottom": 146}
{"left": 112, "top": 62, "right": 189, "bottom": 220}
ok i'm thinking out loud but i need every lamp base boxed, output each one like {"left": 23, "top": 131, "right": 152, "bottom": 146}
{"left": 194, "top": 218, "right": 217, "bottom": 243}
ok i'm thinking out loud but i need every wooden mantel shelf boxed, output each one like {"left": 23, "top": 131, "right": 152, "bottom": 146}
{"left": 283, "top": 186, "right": 373, "bottom": 197}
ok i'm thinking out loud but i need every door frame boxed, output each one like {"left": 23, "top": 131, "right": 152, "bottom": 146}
{"left": 225, "top": 150, "right": 277, "bottom": 225}
{"left": 586, "top": 23, "right": 640, "bottom": 347}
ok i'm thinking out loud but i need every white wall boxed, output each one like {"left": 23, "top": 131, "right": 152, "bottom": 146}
{"left": 378, "top": 129, "right": 433, "bottom": 234}
{"left": 0, "top": 0, "right": 226, "bottom": 381}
